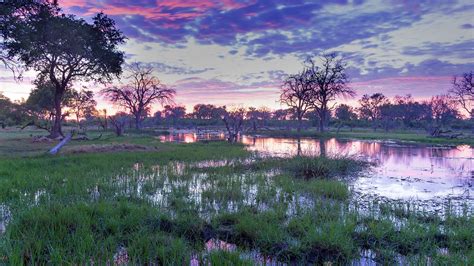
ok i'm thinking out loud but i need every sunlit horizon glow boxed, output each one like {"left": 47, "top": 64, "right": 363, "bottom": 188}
{"left": 1, "top": 0, "right": 473, "bottom": 114}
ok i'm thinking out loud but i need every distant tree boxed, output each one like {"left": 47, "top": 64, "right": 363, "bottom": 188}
{"left": 246, "top": 107, "right": 271, "bottom": 131}
{"left": 192, "top": 104, "right": 226, "bottom": 120}
{"left": 272, "top": 109, "right": 289, "bottom": 120}
{"left": 69, "top": 89, "right": 97, "bottom": 125}
{"left": 102, "top": 64, "right": 175, "bottom": 130}
{"left": 0, "top": 92, "right": 13, "bottom": 128}
{"left": 358, "top": 93, "right": 389, "bottom": 131}
{"left": 153, "top": 110, "right": 163, "bottom": 125}
{"left": 306, "top": 53, "right": 354, "bottom": 132}
{"left": 430, "top": 95, "right": 459, "bottom": 125}
{"left": 280, "top": 70, "right": 312, "bottom": 132}
{"left": 109, "top": 112, "right": 129, "bottom": 136}
{"left": 193, "top": 104, "right": 213, "bottom": 119}
{"left": 163, "top": 105, "right": 186, "bottom": 125}
{"left": 449, "top": 71, "right": 473, "bottom": 118}
{"left": 1, "top": 3, "right": 125, "bottom": 137}
{"left": 222, "top": 107, "right": 245, "bottom": 143}
{"left": 379, "top": 103, "right": 399, "bottom": 132}
{"left": 334, "top": 104, "right": 357, "bottom": 132}
{"left": 392, "top": 94, "right": 432, "bottom": 128}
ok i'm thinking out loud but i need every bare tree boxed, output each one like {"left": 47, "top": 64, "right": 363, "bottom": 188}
{"left": 306, "top": 53, "right": 354, "bottom": 132}
{"left": 109, "top": 112, "right": 129, "bottom": 136}
{"left": 222, "top": 107, "right": 245, "bottom": 143}
{"left": 280, "top": 70, "right": 312, "bottom": 132}
{"left": 102, "top": 64, "right": 176, "bottom": 130}
{"left": 449, "top": 71, "right": 473, "bottom": 118}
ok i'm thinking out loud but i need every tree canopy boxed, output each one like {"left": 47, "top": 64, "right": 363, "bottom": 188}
{"left": 1, "top": 1, "right": 125, "bottom": 137}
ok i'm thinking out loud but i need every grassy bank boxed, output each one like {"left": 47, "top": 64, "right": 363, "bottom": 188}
{"left": 0, "top": 132, "right": 472, "bottom": 264}
{"left": 254, "top": 128, "right": 474, "bottom": 146}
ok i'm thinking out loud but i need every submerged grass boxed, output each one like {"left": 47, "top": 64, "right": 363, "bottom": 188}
{"left": 0, "top": 132, "right": 472, "bottom": 264}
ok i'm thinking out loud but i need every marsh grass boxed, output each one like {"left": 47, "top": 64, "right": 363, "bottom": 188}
{"left": 0, "top": 133, "right": 472, "bottom": 264}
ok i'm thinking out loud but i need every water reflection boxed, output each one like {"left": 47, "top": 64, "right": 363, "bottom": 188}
{"left": 159, "top": 133, "right": 473, "bottom": 202}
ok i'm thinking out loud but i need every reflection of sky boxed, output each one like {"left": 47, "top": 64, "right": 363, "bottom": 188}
{"left": 161, "top": 133, "right": 473, "bottom": 202}
{"left": 242, "top": 136, "right": 473, "bottom": 201}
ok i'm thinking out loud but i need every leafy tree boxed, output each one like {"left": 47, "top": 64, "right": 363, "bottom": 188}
{"left": 272, "top": 109, "right": 289, "bottom": 120}
{"left": 192, "top": 104, "right": 226, "bottom": 120}
{"left": 246, "top": 106, "right": 271, "bottom": 131}
{"left": 0, "top": 92, "right": 13, "bottom": 128}
{"left": 25, "top": 79, "right": 74, "bottom": 132}
{"left": 69, "top": 89, "right": 97, "bottom": 125}
{"left": 358, "top": 93, "right": 389, "bottom": 131}
{"left": 1, "top": 2, "right": 125, "bottom": 137}
{"left": 334, "top": 104, "right": 357, "bottom": 132}
{"left": 102, "top": 64, "right": 175, "bottom": 130}
{"left": 163, "top": 105, "right": 186, "bottom": 126}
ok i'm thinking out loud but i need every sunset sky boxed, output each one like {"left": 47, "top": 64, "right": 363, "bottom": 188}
{"left": 1, "top": 0, "right": 473, "bottom": 112}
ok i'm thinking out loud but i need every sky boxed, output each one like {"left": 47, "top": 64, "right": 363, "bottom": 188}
{"left": 1, "top": 0, "right": 473, "bottom": 112}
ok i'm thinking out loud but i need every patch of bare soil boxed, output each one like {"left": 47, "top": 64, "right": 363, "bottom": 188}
{"left": 65, "top": 143, "right": 156, "bottom": 154}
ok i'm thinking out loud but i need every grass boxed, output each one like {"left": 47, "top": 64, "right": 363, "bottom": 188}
{"left": 0, "top": 130, "right": 472, "bottom": 264}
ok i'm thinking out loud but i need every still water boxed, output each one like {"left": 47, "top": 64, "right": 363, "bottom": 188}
{"left": 159, "top": 133, "right": 473, "bottom": 204}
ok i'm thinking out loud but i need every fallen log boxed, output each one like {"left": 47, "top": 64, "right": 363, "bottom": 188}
{"left": 49, "top": 133, "right": 72, "bottom": 155}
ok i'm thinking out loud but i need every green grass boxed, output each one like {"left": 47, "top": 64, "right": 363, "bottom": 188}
{"left": 0, "top": 131, "right": 472, "bottom": 264}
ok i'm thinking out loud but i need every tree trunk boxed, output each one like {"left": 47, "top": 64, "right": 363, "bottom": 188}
{"left": 49, "top": 132, "right": 72, "bottom": 155}
{"left": 135, "top": 114, "right": 141, "bottom": 130}
{"left": 297, "top": 117, "right": 302, "bottom": 133}
{"left": 319, "top": 117, "right": 325, "bottom": 132}
{"left": 50, "top": 90, "right": 64, "bottom": 138}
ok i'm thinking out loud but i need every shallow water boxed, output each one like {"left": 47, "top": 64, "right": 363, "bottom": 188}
{"left": 159, "top": 133, "right": 474, "bottom": 204}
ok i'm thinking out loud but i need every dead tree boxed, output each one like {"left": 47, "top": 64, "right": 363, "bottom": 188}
{"left": 102, "top": 64, "right": 175, "bottom": 130}
{"left": 280, "top": 71, "right": 313, "bottom": 132}
{"left": 450, "top": 71, "right": 473, "bottom": 119}
{"left": 306, "top": 53, "right": 354, "bottom": 132}
{"left": 222, "top": 108, "right": 245, "bottom": 143}
{"left": 109, "top": 113, "right": 129, "bottom": 137}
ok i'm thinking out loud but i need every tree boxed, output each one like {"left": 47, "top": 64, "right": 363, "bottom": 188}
{"left": 449, "top": 71, "right": 473, "bottom": 118}
{"left": 280, "top": 70, "right": 313, "bottom": 132}
{"left": 69, "top": 89, "right": 97, "bottom": 125}
{"left": 102, "top": 64, "right": 175, "bottom": 130}
{"left": 163, "top": 105, "right": 186, "bottom": 126}
{"left": 306, "top": 53, "right": 354, "bottom": 132}
{"left": 358, "top": 93, "right": 389, "bottom": 131}
{"left": 222, "top": 107, "right": 245, "bottom": 143}
{"left": 246, "top": 107, "right": 271, "bottom": 131}
{"left": 0, "top": 92, "right": 13, "bottom": 128}
{"left": 1, "top": 3, "right": 125, "bottom": 137}
{"left": 109, "top": 112, "right": 129, "bottom": 137}
{"left": 334, "top": 104, "right": 357, "bottom": 132}
{"left": 272, "top": 109, "right": 289, "bottom": 120}
{"left": 25, "top": 79, "right": 74, "bottom": 133}
{"left": 430, "top": 95, "right": 459, "bottom": 125}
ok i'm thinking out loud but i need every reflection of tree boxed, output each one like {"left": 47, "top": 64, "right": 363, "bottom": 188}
{"left": 296, "top": 137, "right": 302, "bottom": 157}
{"left": 319, "top": 139, "right": 326, "bottom": 157}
